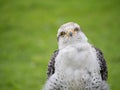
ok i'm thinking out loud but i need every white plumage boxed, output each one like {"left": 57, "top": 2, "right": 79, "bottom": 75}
{"left": 43, "top": 22, "right": 109, "bottom": 90}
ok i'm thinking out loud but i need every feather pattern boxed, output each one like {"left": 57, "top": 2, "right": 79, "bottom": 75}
{"left": 47, "top": 50, "right": 59, "bottom": 78}
{"left": 94, "top": 47, "right": 108, "bottom": 80}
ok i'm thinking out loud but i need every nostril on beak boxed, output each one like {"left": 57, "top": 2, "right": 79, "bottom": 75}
{"left": 69, "top": 32, "right": 73, "bottom": 37}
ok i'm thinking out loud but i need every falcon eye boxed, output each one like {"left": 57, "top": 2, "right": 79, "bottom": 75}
{"left": 74, "top": 27, "right": 79, "bottom": 32}
{"left": 60, "top": 31, "right": 66, "bottom": 37}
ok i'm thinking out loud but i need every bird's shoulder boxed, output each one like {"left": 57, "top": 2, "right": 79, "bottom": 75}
{"left": 47, "top": 50, "right": 59, "bottom": 78}
{"left": 93, "top": 46, "right": 108, "bottom": 80}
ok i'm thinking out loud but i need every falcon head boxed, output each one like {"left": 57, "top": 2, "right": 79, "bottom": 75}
{"left": 57, "top": 22, "right": 88, "bottom": 49}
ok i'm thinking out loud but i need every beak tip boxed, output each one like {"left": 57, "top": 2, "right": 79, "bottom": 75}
{"left": 69, "top": 32, "right": 73, "bottom": 37}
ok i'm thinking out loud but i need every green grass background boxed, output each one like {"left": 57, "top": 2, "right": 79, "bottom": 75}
{"left": 0, "top": 0, "right": 120, "bottom": 90}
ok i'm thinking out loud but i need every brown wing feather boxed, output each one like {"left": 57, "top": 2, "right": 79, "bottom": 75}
{"left": 47, "top": 50, "right": 59, "bottom": 79}
{"left": 94, "top": 47, "right": 108, "bottom": 81}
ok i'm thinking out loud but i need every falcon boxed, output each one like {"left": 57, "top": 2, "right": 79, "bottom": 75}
{"left": 43, "top": 22, "right": 109, "bottom": 90}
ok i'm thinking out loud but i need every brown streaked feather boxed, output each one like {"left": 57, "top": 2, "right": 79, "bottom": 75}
{"left": 94, "top": 47, "right": 108, "bottom": 81}
{"left": 47, "top": 50, "right": 59, "bottom": 79}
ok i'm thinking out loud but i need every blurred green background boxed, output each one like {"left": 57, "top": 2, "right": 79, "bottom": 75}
{"left": 0, "top": 0, "right": 120, "bottom": 90}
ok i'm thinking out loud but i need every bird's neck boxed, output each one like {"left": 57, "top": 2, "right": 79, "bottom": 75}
{"left": 58, "top": 41, "right": 88, "bottom": 50}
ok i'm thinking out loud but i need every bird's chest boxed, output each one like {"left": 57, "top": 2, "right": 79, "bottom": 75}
{"left": 55, "top": 45, "right": 91, "bottom": 71}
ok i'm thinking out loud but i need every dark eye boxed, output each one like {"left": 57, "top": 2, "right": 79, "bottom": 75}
{"left": 74, "top": 27, "right": 79, "bottom": 32}
{"left": 60, "top": 31, "right": 66, "bottom": 36}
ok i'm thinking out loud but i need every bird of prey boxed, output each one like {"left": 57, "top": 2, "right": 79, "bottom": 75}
{"left": 43, "top": 22, "right": 109, "bottom": 90}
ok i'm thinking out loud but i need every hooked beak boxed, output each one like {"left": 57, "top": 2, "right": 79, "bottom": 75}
{"left": 69, "top": 32, "right": 73, "bottom": 37}
{"left": 67, "top": 30, "right": 74, "bottom": 37}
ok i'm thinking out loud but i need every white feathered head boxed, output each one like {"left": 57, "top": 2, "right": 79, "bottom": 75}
{"left": 57, "top": 22, "right": 88, "bottom": 49}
